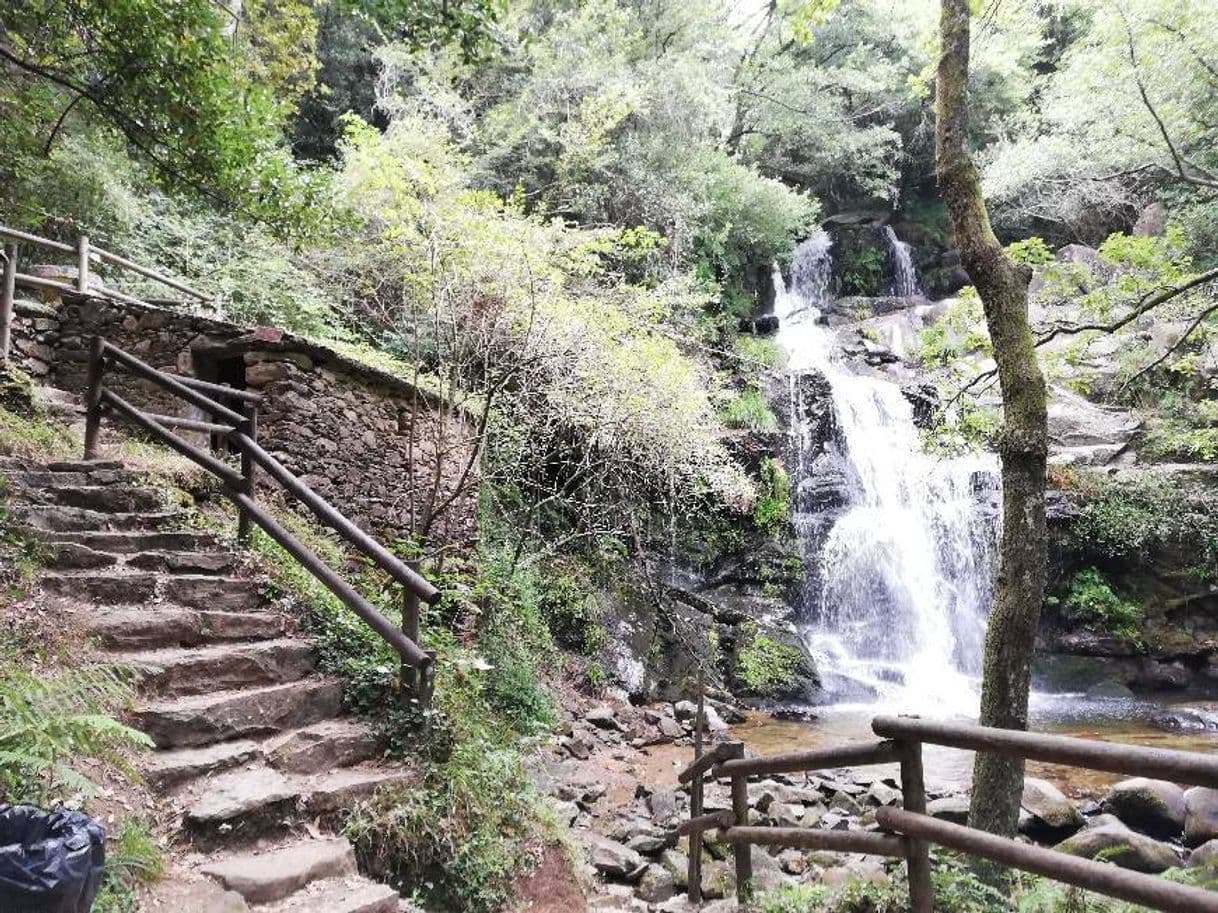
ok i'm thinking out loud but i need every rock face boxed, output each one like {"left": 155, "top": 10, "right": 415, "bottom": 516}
{"left": 1103, "top": 778, "right": 1187, "bottom": 839}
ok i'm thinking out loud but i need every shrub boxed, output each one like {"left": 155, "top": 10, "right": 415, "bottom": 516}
{"left": 1062, "top": 568, "right": 1142, "bottom": 641}
{"left": 93, "top": 818, "right": 164, "bottom": 913}
{"left": 753, "top": 458, "right": 791, "bottom": 534}
{"left": 735, "top": 336, "right": 785, "bottom": 370}
{"left": 722, "top": 387, "right": 779, "bottom": 433}
{"left": 1005, "top": 236, "right": 1055, "bottom": 266}
{"left": 0, "top": 667, "right": 153, "bottom": 806}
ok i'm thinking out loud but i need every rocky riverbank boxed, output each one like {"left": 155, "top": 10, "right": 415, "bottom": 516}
{"left": 532, "top": 697, "right": 1218, "bottom": 911}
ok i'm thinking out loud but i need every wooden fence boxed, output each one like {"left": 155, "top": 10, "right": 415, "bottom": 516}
{"left": 0, "top": 223, "right": 211, "bottom": 363}
{"left": 678, "top": 714, "right": 1218, "bottom": 913}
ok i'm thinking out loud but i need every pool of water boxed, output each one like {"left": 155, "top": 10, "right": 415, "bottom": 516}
{"left": 730, "top": 694, "right": 1218, "bottom": 798}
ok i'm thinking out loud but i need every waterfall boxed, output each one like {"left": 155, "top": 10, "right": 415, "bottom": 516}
{"left": 775, "top": 232, "right": 999, "bottom": 713}
{"left": 884, "top": 226, "right": 923, "bottom": 298}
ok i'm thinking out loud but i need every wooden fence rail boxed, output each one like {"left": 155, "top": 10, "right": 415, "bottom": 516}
{"left": 0, "top": 224, "right": 210, "bottom": 365}
{"left": 677, "top": 716, "right": 1218, "bottom": 913}
{"left": 83, "top": 336, "right": 439, "bottom": 703}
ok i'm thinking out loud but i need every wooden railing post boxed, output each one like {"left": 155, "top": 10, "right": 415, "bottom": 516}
{"left": 82, "top": 335, "right": 106, "bottom": 460}
{"left": 688, "top": 679, "right": 706, "bottom": 904}
{"left": 236, "top": 400, "right": 258, "bottom": 544}
{"left": 898, "top": 738, "right": 934, "bottom": 913}
{"left": 0, "top": 243, "right": 16, "bottom": 366}
{"left": 723, "top": 740, "right": 752, "bottom": 906}
{"left": 402, "top": 560, "right": 422, "bottom": 704}
{"left": 76, "top": 235, "right": 90, "bottom": 292}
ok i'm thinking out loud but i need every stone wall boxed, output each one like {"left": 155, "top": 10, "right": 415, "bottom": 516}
{"left": 6, "top": 297, "right": 60, "bottom": 379}
{"left": 51, "top": 294, "right": 477, "bottom": 549}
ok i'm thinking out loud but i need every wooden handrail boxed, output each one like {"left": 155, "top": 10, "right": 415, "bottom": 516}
{"left": 872, "top": 715, "right": 1218, "bottom": 788}
{"left": 0, "top": 225, "right": 74, "bottom": 253}
{"left": 711, "top": 739, "right": 899, "bottom": 779}
{"left": 82, "top": 336, "right": 436, "bottom": 701}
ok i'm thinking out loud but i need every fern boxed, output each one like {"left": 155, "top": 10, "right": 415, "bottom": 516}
{"left": 0, "top": 666, "right": 153, "bottom": 805}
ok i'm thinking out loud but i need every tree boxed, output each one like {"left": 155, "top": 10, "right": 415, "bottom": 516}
{"left": 936, "top": 0, "right": 1049, "bottom": 849}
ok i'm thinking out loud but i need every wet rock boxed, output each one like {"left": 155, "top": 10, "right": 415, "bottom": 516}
{"left": 648, "top": 790, "right": 680, "bottom": 826}
{"left": 588, "top": 835, "right": 647, "bottom": 882}
{"left": 1056, "top": 824, "right": 1179, "bottom": 874}
{"left": 1150, "top": 704, "right": 1218, "bottom": 733}
{"left": 1185, "top": 787, "right": 1218, "bottom": 846}
{"left": 635, "top": 865, "right": 676, "bottom": 903}
{"left": 1103, "top": 778, "right": 1186, "bottom": 839}
{"left": 672, "top": 701, "right": 697, "bottom": 721}
{"left": 1134, "top": 658, "right": 1192, "bottom": 691}
{"left": 830, "top": 792, "right": 864, "bottom": 817}
{"left": 586, "top": 706, "right": 621, "bottom": 730}
{"left": 560, "top": 735, "right": 591, "bottom": 760}
{"left": 1021, "top": 778, "right": 1084, "bottom": 840}
{"left": 864, "top": 783, "right": 903, "bottom": 807}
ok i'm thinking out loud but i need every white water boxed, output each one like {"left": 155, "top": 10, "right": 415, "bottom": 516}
{"left": 884, "top": 226, "right": 923, "bottom": 298}
{"left": 775, "top": 232, "right": 999, "bottom": 714}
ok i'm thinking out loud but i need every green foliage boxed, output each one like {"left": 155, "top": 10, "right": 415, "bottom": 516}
{"left": 722, "top": 387, "right": 779, "bottom": 434}
{"left": 345, "top": 733, "right": 536, "bottom": 913}
{"left": 1061, "top": 568, "right": 1143, "bottom": 642}
{"left": 735, "top": 336, "right": 786, "bottom": 370}
{"left": 753, "top": 458, "right": 792, "bottom": 535}
{"left": 918, "top": 288, "right": 991, "bottom": 368}
{"left": 734, "top": 623, "right": 805, "bottom": 698}
{"left": 837, "top": 245, "right": 888, "bottom": 297}
{"left": 0, "top": 666, "right": 152, "bottom": 806}
{"left": 1067, "top": 472, "right": 1218, "bottom": 574}
{"left": 93, "top": 818, "right": 164, "bottom": 913}
{"left": 757, "top": 878, "right": 907, "bottom": 913}
{"left": 1006, "top": 236, "right": 1055, "bottom": 266}
{"left": 931, "top": 851, "right": 1011, "bottom": 912}
{"left": 534, "top": 569, "right": 606, "bottom": 657}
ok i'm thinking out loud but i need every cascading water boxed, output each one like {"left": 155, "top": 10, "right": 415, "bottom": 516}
{"left": 884, "top": 226, "right": 923, "bottom": 298}
{"left": 775, "top": 231, "right": 999, "bottom": 713}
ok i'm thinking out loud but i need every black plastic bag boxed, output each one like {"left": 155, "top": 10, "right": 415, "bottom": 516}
{"left": 0, "top": 805, "right": 106, "bottom": 913}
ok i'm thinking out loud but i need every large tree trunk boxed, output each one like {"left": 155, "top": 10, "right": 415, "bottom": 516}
{"left": 936, "top": 0, "right": 1049, "bottom": 843}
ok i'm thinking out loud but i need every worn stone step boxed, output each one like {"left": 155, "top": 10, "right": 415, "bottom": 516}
{"left": 200, "top": 838, "right": 356, "bottom": 904}
{"left": 300, "top": 766, "right": 415, "bottom": 817}
{"left": 86, "top": 605, "right": 284, "bottom": 650}
{"left": 185, "top": 764, "right": 413, "bottom": 835}
{"left": 260, "top": 877, "right": 399, "bottom": 913}
{"left": 118, "top": 638, "right": 316, "bottom": 696}
{"left": 41, "top": 529, "right": 219, "bottom": 554}
{"left": 18, "top": 504, "right": 183, "bottom": 532}
{"left": 128, "top": 550, "right": 239, "bottom": 575}
{"left": 145, "top": 739, "right": 264, "bottom": 790}
{"left": 186, "top": 765, "right": 300, "bottom": 834}
{"left": 265, "top": 720, "right": 379, "bottom": 774}
{"left": 42, "top": 570, "right": 159, "bottom": 604}
{"left": 7, "top": 468, "right": 130, "bottom": 487}
{"left": 44, "top": 541, "right": 120, "bottom": 570}
{"left": 133, "top": 679, "right": 344, "bottom": 749}
{"left": 24, "top": 484, "right": 163, "bottom": 512}
{"left": 162, "top": 574, "right": 264, "bottom": 611}
{"left": 46, "top": 459, "right": 123, "bottom": 472}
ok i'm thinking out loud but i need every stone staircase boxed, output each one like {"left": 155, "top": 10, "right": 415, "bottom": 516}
{"left": 2, "top": 451, "right": 412, "bottom": 912}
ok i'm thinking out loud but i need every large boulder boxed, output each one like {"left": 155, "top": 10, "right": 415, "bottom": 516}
{"left": 1056, "top": 823, "right": 1180, "bottom": 874}
{"left": 1103, "top": 778, "right": 1186, "bottom": 839}
{"left": 587, "top": 834, "right": 647, "bottom": 882}
{"left": 1185, "top": 787, "right": 1218, "bottom": 846}
{"left": 927, "top": 795, "right": 970, "bottom": 825}
{"left": 1021, "top": 778, "right": 1084, "bottom": 840}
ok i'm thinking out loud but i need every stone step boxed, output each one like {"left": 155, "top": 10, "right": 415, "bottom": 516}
{"left": 162, "top": 574, "right": 264, "bottom": 611}
{"left": 86, "top": 605, "right": 284, "bottom": 650}
{"left": 144, "top": 719, "right": 377, "bottom": 788}
{"left": 133, "top": 679, "right": 344, "bottom": 749}
{"left": 42, "top": 570, "right": 159, "bottom": 604}
{"left": 145, "top": 739, "right": 264, "bottom": 790}
{"left": 18, "top": 504, "right": 184, "bottom": 533}
{"left": 128, "top": 550, "right": 239, "bottom": 575}
{"left": 260, "top": 877, "right": 399, "bottom": 913}
{"left": 7, "top": 468, "right": 130, "bottom": 487}
{"left": 46, "top": 459, "right": 123, "bottom": 472}
{"left": 200, "top": 838, "right": 356, "bottom": 904}
{"left": 264, "top": 720, "right": 379, "bottom": 774}
{"left": 184, "top": 764, "right": 414, "bottom": 835}
{"left": 44, "top": 541, "right": 120, "bottom": 570}
{"left": 21, "top": 484, "right": 163, "bottom": 512}
{"left": 41, "top": 529, "right": 219, "bottom": 554}
{"left": 117, "top": 638, "right": 316, "bottom": 696}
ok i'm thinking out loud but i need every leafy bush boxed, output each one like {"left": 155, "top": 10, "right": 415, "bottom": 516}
{"left": 735, "top": 336, "right": 785, "bottom": 369}
{"left": 1006, "top": 236, "right": 1055, "bottom": 266}
{"left": 753, "top": 458, "right": 791, "bottom": 535}
{"left": 757, "top": 878, "right": 907, "bottom": 913}
{"left": 722, "top": 387, "right": 779, "bottom": 433}
{"left": 1061, "top": 568, "right": 1142, "bottom": 642}
{"left": 0, "top": 667, "right": 152, "bottom": 806}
